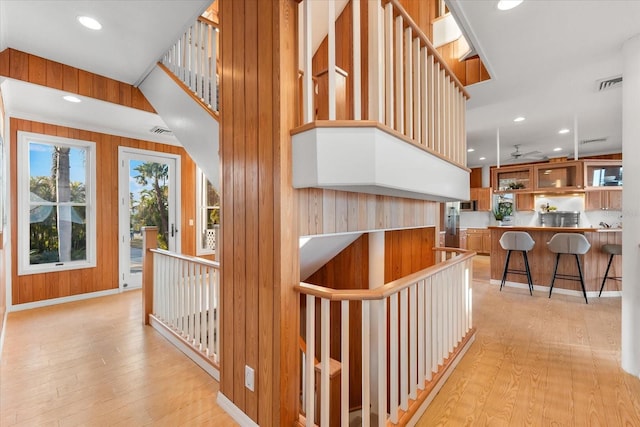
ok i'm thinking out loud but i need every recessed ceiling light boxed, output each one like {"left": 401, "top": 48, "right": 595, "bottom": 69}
{"left": 479, "top": 157, "right": 486, "bottom": 161}
{"left": 497, "top": 0, "right": 524, "bottom": 11}
{"left": 558, "top": 128, "right": 570, "bottom": 134}
{"left": 467, "top": 148, "right": 475, "bottom": 152}
{"left": 513, "top": 116, "right": 525, "bottom": 122}
{"left": 77, "top": 16, "right": 102, "bottom": 30}
{"left": 553, "top": 147, "right": 562, "bottom": 152}
{"left": 63, "top": 95, "right": 82, "bottom": 103}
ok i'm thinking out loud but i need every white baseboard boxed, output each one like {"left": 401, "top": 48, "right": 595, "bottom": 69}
{"left": 149, "top": 316, "right": 220, "bottom": 381}
{"left": 406, "top": 334, "right": 476, "bottom": 427}
{"left": 489, "top": 279, "right": 622, "bottom": 298}
{"left": 9, "top": 288, "right": 120, "bottom": 312}
{"left": 217, "top": 392, "right": 259, "bottom": 427}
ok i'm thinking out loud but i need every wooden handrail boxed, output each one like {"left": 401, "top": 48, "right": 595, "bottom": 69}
{"left": 290, "top": 120, "right": 471, "bottom": 172}
{"left": 150, "top": 248, "right": 220, "bottom": 269}
{"left": 295, "top": 247, "right": 475, "bottom": 301}
{"left": 381, "top": 0, "right": 470, "bottom": 99}
{"left": 197, "top": 15, "right": 218, "bottom": 29}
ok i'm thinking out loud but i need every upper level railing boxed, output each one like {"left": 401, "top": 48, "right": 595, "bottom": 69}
{"left": 161, "top": 16, "right": 219, "bottom": 113}
{"left": 298, "top": 0, "right": 469, "bottom": 168}
{"left": 295, "top": 247, "right": 475, "bottom": 426}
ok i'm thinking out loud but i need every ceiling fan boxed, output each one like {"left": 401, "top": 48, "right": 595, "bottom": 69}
{"left": 503, "top": 144, "right": 546, "bottom": 163}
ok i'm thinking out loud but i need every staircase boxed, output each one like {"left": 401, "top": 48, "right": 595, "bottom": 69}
{"left": 139, "top": 16, "right": 220, "bottom": 192}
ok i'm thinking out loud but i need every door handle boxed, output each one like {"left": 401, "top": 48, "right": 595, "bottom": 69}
{"left": 171, "top": 224, "right": 178, "bottom": 237}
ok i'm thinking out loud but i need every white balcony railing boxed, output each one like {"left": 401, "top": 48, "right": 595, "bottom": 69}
{"left": 296, "top": 248, "right": 475, "bottom": 426}
{"left": 161, "top": 16, "right": 218, "bottom": 112}
{"left": 298, "top": 0, "right": 469, "bottom": 167}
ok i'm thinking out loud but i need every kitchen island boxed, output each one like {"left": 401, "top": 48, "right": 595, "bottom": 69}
{"left": 488, "top": 226, "right": 622, "bottom": 296}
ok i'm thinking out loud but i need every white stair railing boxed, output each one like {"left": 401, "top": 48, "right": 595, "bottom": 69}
{"left": 296, "top": 248, "right": 475, "bottom": 426}
{"left": 162, "top": 17, "right": 218, "bottom": 112}
{"left": 151, "top": 248, "right": 221, "bottom": 366}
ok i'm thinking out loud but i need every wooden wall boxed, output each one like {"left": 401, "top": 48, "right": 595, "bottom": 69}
{"left": 9, "top": 118, "right": 198, "bottom": 305}
{"left": 299, "top": 188, "right": 439, "bottom": 236}
{"left": 385, "top": 227, "right": 436, "bottom": 282}
{"left": 0, "top": 48, "right": 155, "bottom": 113}
{"left": 470, "top": 167, "right": 483, "bottom": 188}
{"left": 219, "top": 0, "right": 299, "bottom": 425}
{"left": 397, "top": 0, "right": 438, "bottom": 40}
{"left": 436, "top": 42, "right": 490, "bottom": 87}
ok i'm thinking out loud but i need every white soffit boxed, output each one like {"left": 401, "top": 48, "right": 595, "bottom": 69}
{"left": 292, "top": 126, "right": 470, "bottom": 202}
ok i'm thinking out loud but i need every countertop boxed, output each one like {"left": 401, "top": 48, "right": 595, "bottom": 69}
{"left": 487, "top": 226, "right": 622, "bottom": 233}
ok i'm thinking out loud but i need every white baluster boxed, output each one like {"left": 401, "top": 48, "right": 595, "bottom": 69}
{"left": 394, "top": 15, "right": 403, "bottom": 133}
{"left": 305, "top": 294, "right": 315, "bottom": 426}
{"left": 341, "top": 301, "right": 349, "bottom": 427}
{"left": 410, "top": 283, "right": 418, "bottom": 399}
{"left": 400, "top": 288, "right": 408, "bottom": 411}
{"left": 320, "top": 299, "right": 330, "bottom": 427}
{"left": 361, "top": 300, "right": 371, "bottom": 426}
{"left": 417, "top": 279, "right": 425, "bottom": 389}
{"left": 389, "top": 293, "right": 399, "bottom": 423}
{"left": 328, "top": 0, "right": 336, "bottom": 120}
{"left": 404, "top": 26, "right": 412, "bottom": 138}
{"left": 352, "top": 0, "right": 362, "bottom": 120}
{"left": 376, "top": 298, "right": 387, "bottom": 427}
{"left": 425, "top": 276, "right": 433, "bottom": 381}
{"left": 384, "top": 3, "right": 394, "bottom": 129}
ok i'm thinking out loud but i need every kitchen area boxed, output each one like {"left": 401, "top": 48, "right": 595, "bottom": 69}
{"left": 442, "top": 157, "right": 623, "bottom": 298}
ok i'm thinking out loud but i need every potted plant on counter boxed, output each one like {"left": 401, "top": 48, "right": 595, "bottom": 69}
{"left": 493, "top": 201, "right": 514, "bottom": 226}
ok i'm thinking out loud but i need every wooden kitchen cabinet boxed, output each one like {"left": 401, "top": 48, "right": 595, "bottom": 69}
{"left": 492, "top": 165, "right": 533, "bottom": 192}
{"left": 515, "top": 193, "right": 535, "bottom": 211}
{"left": 585, "top": 189, "right": 622, "bottom": 211}
{"left": 471, "top": 187, "right": 493, "bottom": 211}
{"left": 533, "top": 161, "right": 583, "bottom": 191}
{"left": 467, "top": 228, "right": 490, "bottom": 254}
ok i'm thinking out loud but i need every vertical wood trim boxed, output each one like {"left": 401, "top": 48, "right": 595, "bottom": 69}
{"left": 404, "top": 26, "right": 412, "bottom": 139}
{"left": 302, "top": 0, "right": 313, "bottom": 122}
{"left": 394, "top": 15, "right": 403, "bottom": 134}
{"left": 384, "top": 3, "right": 394, "bottom": 129}
{"left": 327, "top": 0, "right": 337, "bottom": 120}
{"left": 352, "top": 0, "right": 362, "bottom": 120}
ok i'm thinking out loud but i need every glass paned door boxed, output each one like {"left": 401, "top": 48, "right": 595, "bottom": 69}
{"left": 118, "top": 148, "right": 180, "bottom": 289}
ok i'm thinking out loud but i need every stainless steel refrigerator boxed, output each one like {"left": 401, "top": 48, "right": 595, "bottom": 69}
{"left": 445, "top": 202, "right": 460, "bottom": 248}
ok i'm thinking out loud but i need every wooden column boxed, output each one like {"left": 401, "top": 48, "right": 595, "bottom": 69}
{"left": 141, "top": 226, "right": 158, "bottom": 325}
{"left": 219, "top": 0, "right": 299, "bottom": 425}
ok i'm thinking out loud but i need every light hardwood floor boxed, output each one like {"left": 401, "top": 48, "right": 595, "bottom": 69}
{"left": 0, "top": 291, "right": 237, "bottom": 426}
{"left": 2, "top": 257, "right": 639, "bottom": 426}
{"left": 417, "top": 255, "right": 640, "bottom": 426}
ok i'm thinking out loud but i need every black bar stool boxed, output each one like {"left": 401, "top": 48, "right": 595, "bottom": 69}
{"left": 499, "top": 231, "right": 535, "bottom": 295}
{"left": 547, "top": 233, "right": 591, "bottom": 304}
{"left": 599, "top": 243, "right": 622, "bottom": 296}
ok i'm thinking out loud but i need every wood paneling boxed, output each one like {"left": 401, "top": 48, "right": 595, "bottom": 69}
{"left": 489, "top": 228, "right": 622, "bottom": 293}
{"left": 397, "top": 0, "right": 437, "bottom": 40}
{"left": 9, "top": 118, "right": 199, "bottom": 305}
{"left": 384, "top": 227, "right": 436, "bottom": 282}
{"left": 0, "top": 85, "right": 4, "bottom": 335}
{"left": 469, "top": 167, "right": 482, "bottom": 188}
{"left": 0, "top": 48, "right": 155, "bottom": 112}
{"left": 299, "top": 188, "right": 438, "bottom": 236}
{"left": 219, "top": 0, "right": 299, "bottom": 425}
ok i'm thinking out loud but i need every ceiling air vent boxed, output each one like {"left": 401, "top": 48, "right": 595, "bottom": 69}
{"left": 596, "top": 75, "right": 622, "bottom": 92}
{"left": 579, "top": 137, "right": 608, "bottom": 145}
{"left": 150, "top": 126, "right": 172, "bottom": 135}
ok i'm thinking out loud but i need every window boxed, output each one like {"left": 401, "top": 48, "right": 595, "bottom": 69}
{"left": 18, "top": 132, "right": 96, "bottom": 275}
{"left": 196, "top": 169, "right": 220, "bottom": 256}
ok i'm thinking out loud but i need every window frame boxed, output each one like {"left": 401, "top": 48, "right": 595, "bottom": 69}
{"left": 195, "top": 168, "right": 219, "bottom": 256}
{"left": 17, "top": 131, "right": 97, "bottom": 275}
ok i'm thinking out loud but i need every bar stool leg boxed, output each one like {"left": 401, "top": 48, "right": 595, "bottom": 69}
{"left": 522, "top": 250, "right": 533, "bottom": 295}
{"left": 549, "top": 253, "right": 560, "bottom": 298}
{"left": 500, "top": 250, "right": 512, "bottom": 291}
{"left": 599, "top": 253, "right": 615, "bottom": 297}
{"left": 575, "top": 254, "right": 588, "bottom": 304}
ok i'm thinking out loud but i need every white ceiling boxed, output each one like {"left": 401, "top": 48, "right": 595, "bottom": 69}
{"left": 450, "top": 0, "right": 640, "bottom": 167}
{"left": 0, "top": 0, "right": 209, "bottom": 144}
